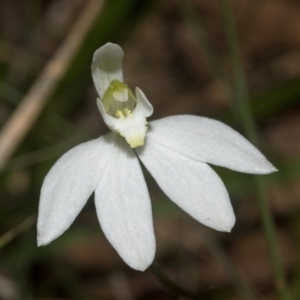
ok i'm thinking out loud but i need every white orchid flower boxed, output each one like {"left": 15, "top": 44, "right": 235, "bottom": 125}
{"left": 37, "top": 43, "right": 277, "bottom": 271}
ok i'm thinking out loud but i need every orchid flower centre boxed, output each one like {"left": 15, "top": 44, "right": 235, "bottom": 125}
{"left": 97, "top": 81, "right": 152, "bottom": 149}
{"left": 99, "top": 79, "right": 149, "bottom": 148}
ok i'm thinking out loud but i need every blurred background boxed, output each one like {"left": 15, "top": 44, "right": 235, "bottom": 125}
{"left": 0, "top": 0, "right": 300, "bottom": 299}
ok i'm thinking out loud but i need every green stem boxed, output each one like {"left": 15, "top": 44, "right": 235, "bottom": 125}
{"left": 0, "top": 215, "right": 35, "bottom": 249}
{"left": 220, "top": 1, "right": 290, "bottom": 299}
{"left": 192, "top": 226, "right": 257, "bottom": 300}
{"left": 149, "top": 262, "right": 201, "bottom": 299}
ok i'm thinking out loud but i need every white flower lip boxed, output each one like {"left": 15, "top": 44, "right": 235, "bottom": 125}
{"left": 37, "top": 42, "right": 277, "bottom": 271}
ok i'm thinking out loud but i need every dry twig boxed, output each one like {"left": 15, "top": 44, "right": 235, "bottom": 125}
{"left": 0, "top": 215, "right": 35, "bottom": 249}
{"left": 0, "top": 0, "right": 105, "bottom": 171}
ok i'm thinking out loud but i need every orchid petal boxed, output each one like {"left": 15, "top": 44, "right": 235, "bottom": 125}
{"left": 134, "top": 87, "right": 154, "bottom": 117}
{"left": 136, "top": 141, "right": 235, "bottom": 232}
{"left": 146, "top": 115, "right": 277, "bottom": 174}
{"left": 95, "top": 136, "right": 155, "bottom": 271}
{"left": 92, "top": 43, "right": 123, "bottom": 98}
{"left": 37, "top": 133, "right": 116, "bottom": 246}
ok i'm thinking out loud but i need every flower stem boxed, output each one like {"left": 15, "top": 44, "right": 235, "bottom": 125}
{"left": 220, "top": 1, "right": 290, "bottom": 299}
{"left": 149, "top": 262, "right": 201, "bottom": 299}
{"left": 0, "top": 215, "right": 35, "bottom": 249}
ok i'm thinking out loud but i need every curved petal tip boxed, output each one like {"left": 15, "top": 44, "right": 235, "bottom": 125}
{"left": 130, "top": 252, "right": 155, "bottom": 271}
{"left": 263, "top": 164, "right": 278, "bottom": 174}
{"left": 253, "top": 160, "right": 278, "bottom": 175}
{"left": 37, "top": 231, "right": 57, "bottom": 247}
{"left": 37, "top": 239, "right": 45, "bottom": 247}
{"left": 223, "top": 216, "right": 236, "bottom": 233}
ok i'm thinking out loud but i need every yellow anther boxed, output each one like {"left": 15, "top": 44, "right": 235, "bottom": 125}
{"left": 123, "top": 108, "right": 133, "bottom": 117}
{"left": 116, "top": 108, "right": 132, "bottom": 119}
{"left": 116, "top": 110, "right": 125, "bottom": 119}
